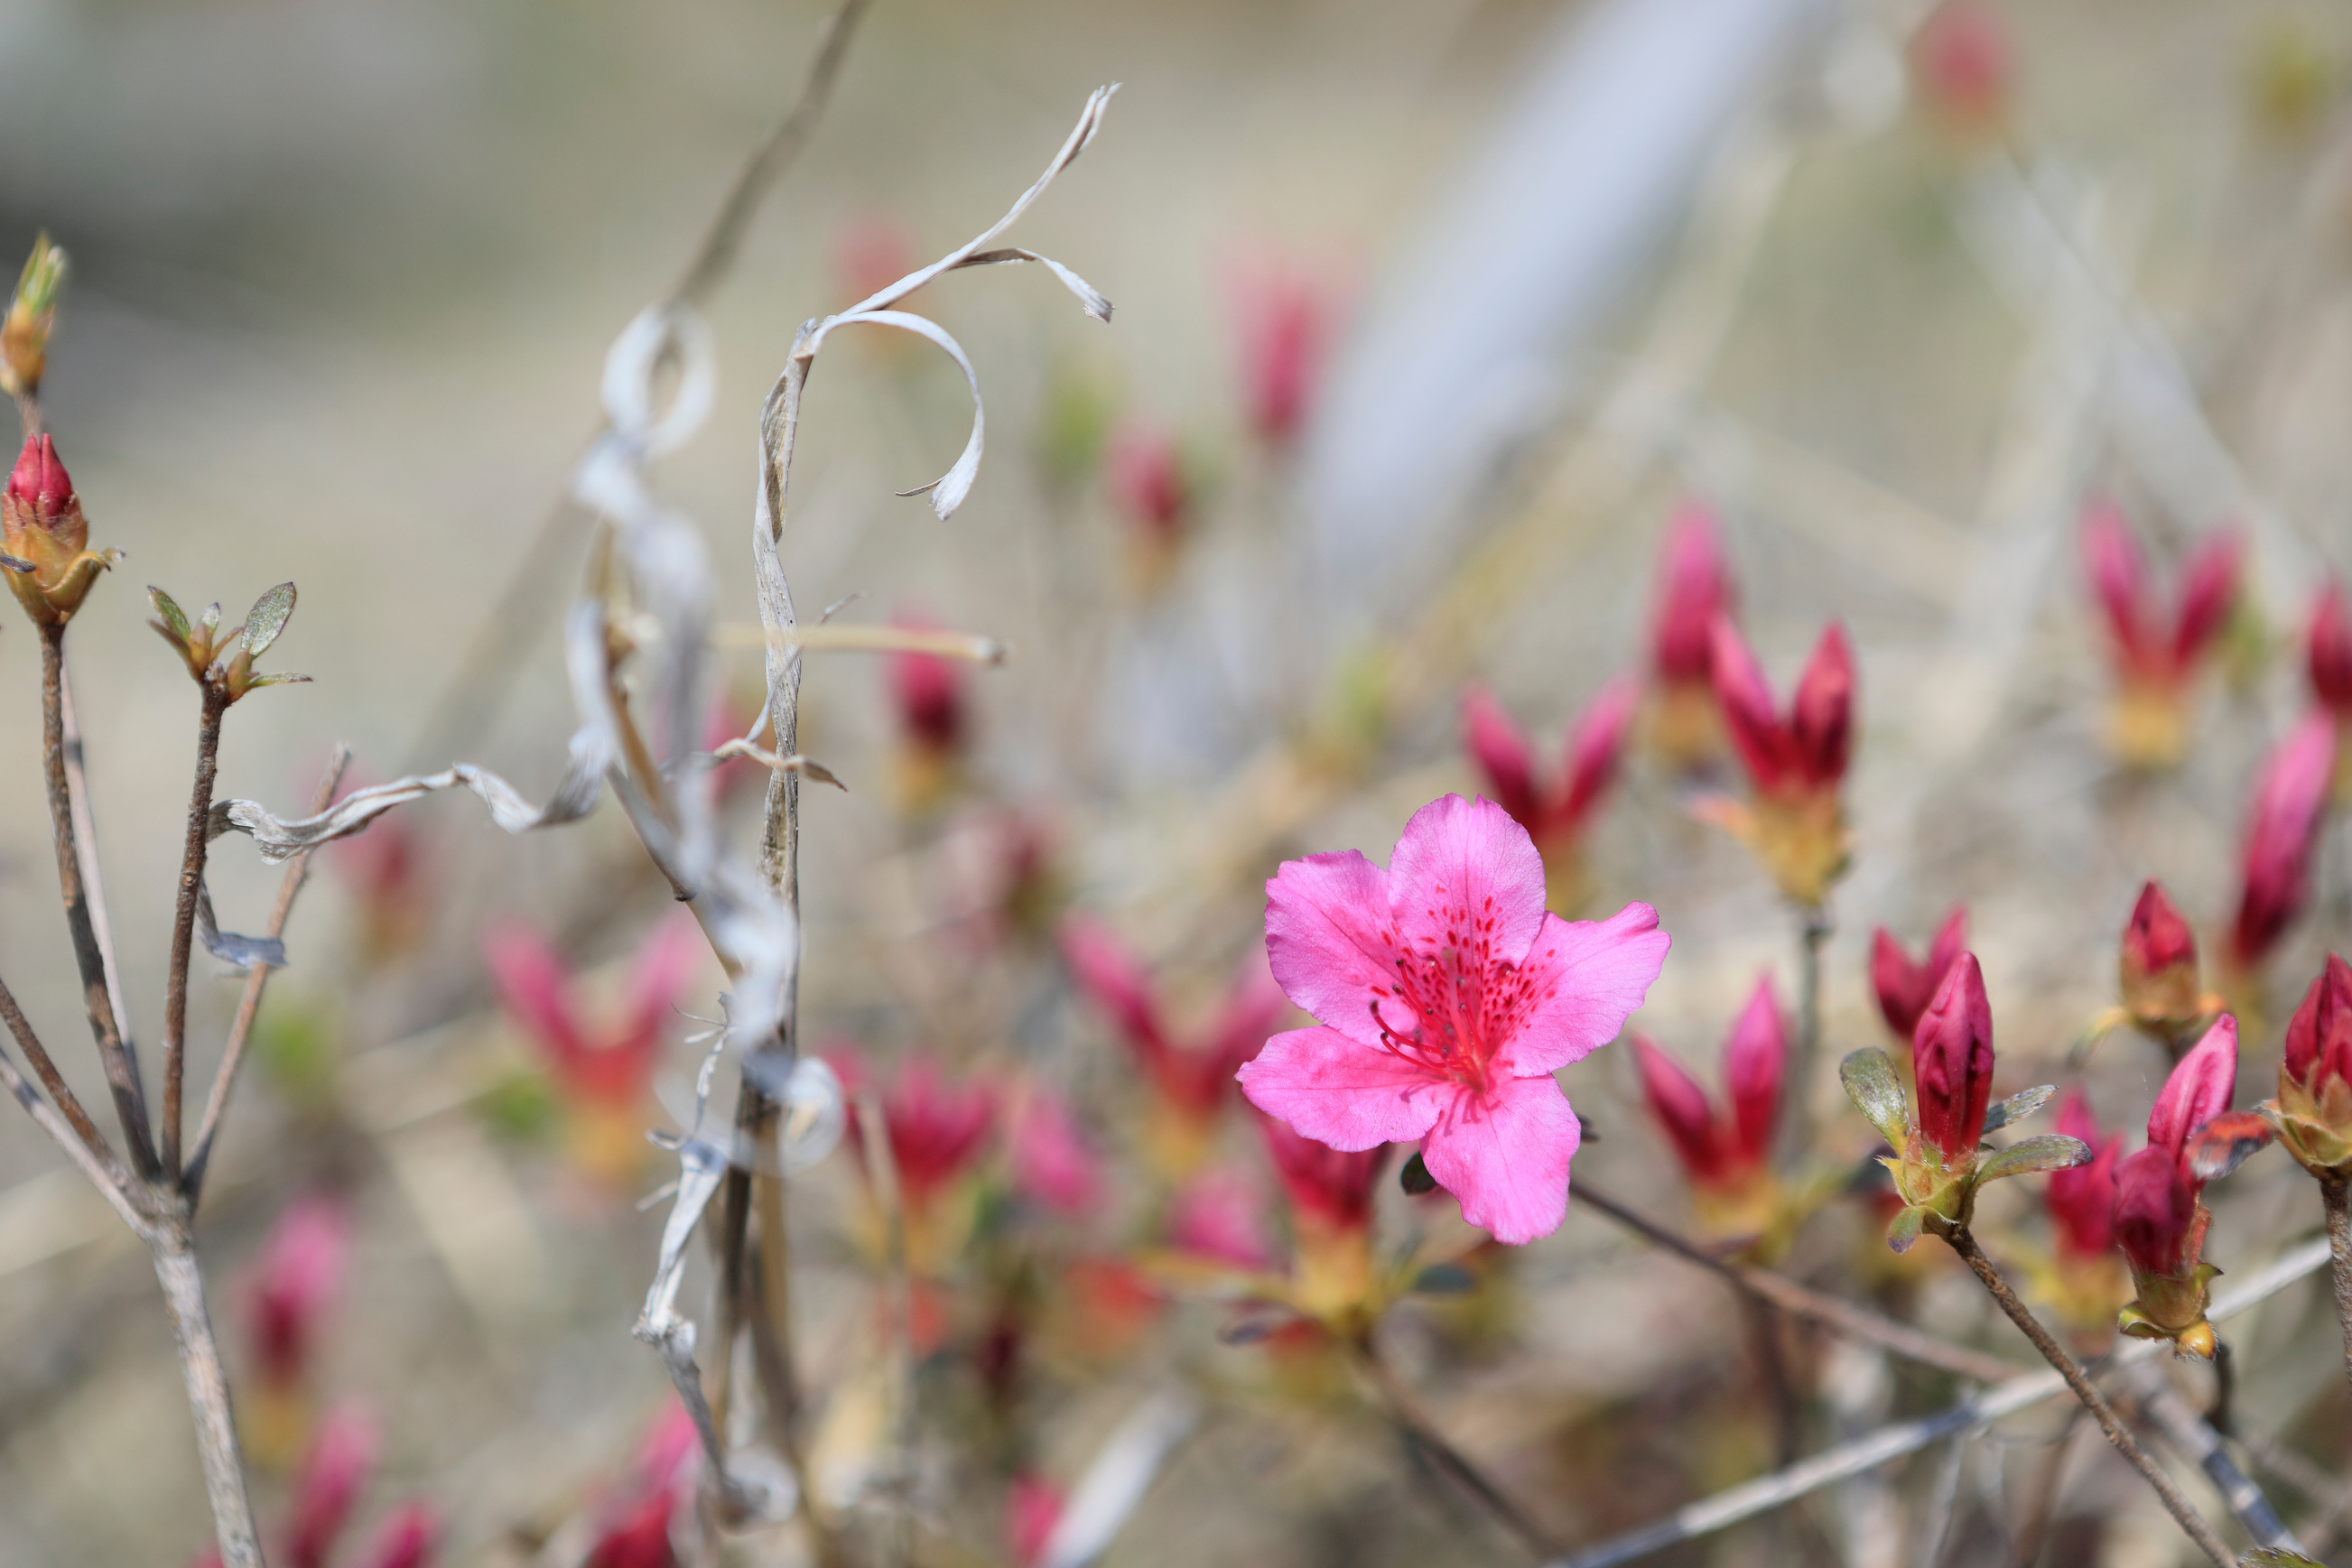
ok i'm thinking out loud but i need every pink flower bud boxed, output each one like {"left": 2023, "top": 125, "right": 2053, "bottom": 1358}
{"left": 2171, "top": 531, "right": 2245, "bottom": 670}
{"left": 487, "top": 918, "right": 697, "bottom": 1108}
{"left": 8, "top": 431, "right": 73, "bottom": 519}
{"left": 1461, "top": 676, "right": 1635, "bottom": 849}
{"left": 1005, "top": 1474, "right": 1064, "bottom": 1568}
{"left": 2147, "top": 1015, "right": 2239, "bottom": 1170}
{"left": 243, "top": 1196, "right": 349, "bottom": 1392}
{"left": 1912, "top": 954, "right": 1994, "bottom": 1163}
{"left": 2045, "top": 1090, "right": 2119, "bottom": 1262}
{"left": 2119, "top": 879, "right": 2200, "bottom": 1025}
{"left": 1789, "top": 623, "right": 1855, "bottom": 788}
{"left": 1010, "top": 1086, "right": 1101, "bottom": 1217}
{"left": 2114, "top": 1142, "right": 2198, "bottom": 1280}
{"left": 888, "top": 612, "right": 967, "bottom": 756}
{"left": 1635, "top": 1035, "right": 1722, "bottom": 1185}
{"left": 833, "top": 214, "right": 917, "bottom": 306}
{"left": 586, "top": 1488, "right": 677, "bottom": 1568}
{"left": 1724, "top": 978, "right": 1787, "bottom": 1169}
{"left": 2283, "top": 954, "right": 2352, "bottom": 1095}
{"left": 2310, "top": 582, "right": 2352, "bottom": 715}
{"left": 1634, "top": 978, "right": 1781, "bottom": 1193}
{"left": 2229, "top": 712, "right": 2337, "bottom": 970}
{"left": 1870, "top": 905, "right": 1967, "bottom": 1044}
{"left": 284, "top": 1406, "right": 377, "bottom": 1568}
{"left": 1650, "top": 500, "right": 1734, "bottom": 688}
{"left": 1231, "top": 261, "right": 1328, "bottom": 449}
{"left": 1258, "top": 1113, "right": 1389, "bottom": 1233}
{"left": 1460, "top": 685, "right": 1541, "bottom": 831}
{"left": 1060, "top": 917, "right": 1282, "bottom": 1128}
{"left": 1106, "top": 425, "right": 1191, "bottom": 542}
{"left": 1709, "top": 617, "right": 1855, "bottom": 796}
{"left": 1167, "top": 1171, "right": 1271, "bottom": 1268}
{"left": 355, "top": 1503, "right": 439, "bottom": 1568}
{"left": 833, "top": 1051, "right": 997, "bottom": 1212}
{"left": 1709, "top": 617, "right": 1785, "bottom": 791}
{"left": 1910, "top": 1, "right": 2011, "bottom": 135}
{"left": 1559, "top": 673, "right": 1638, "bottom": 830}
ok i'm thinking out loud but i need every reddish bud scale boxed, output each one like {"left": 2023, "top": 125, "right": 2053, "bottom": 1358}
{"left": 832, "top": 1051, "right": 998, "bottom": 1212}
{"left": 1259, "top": 1113, "right": 1390, "bottom": 1233}
{"left": 1870, "top": 906, "right": 1967, "bottom": 1044}
{"left": 2044, "top": 1090, "right": 2118, "bottom": 1262}
{"left": 2118, "top": 879, "right": 2201, "bottom": 1028}
{"left": 2271, "top": 955, "right": 2352, "bottom": 1178}
{"left": 2311, "top": 582, "right": 2352, "bottom": 716}
{"left": 1650, "top": 500, "right": 1734, "bottom": 689}
{"left": 2229, "top": 712, "right": 2337, "bottom": 970}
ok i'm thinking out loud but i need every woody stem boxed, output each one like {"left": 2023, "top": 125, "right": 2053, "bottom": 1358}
{"left": 1943, "top": 1226, "right": 2234, "bottom": 1568}
{"left": 2322, "top": 1176, "right": 2352, "bottom": 1402}
{"left": 1778, "top": 904, "right": 1832, "bottom": 1170}
{"left": 161, "top": 685, "right": 227, "bottom": 1178}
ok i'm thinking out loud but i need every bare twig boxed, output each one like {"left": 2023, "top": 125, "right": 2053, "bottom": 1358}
{"left": 182, "top": 745, "right": 350, "bottom": 1203}
{"left": 160, "top": 687, "right": 228, "bottom": 1177}
{"left": 0, "top": 1028, "right": 152, "bottom": 1237}
{"left": 1780, "top": 905, "right": 1832, "bottom": 1169}
{"left": 2127, "top": 1366, "right": 2301, "bottom": 1554}
{"left": 39, "top": 621, "right": 157, "bottom": 1177}
{"left": 59, "top": 664, "right": 137, "bottom": 1065}
{"left": 2002, "top": 1407, "right": 2085, "bottom": 1568}
{"left": 2321, "top": 1176, "right": 2352, "bottom": 1399}
{"left": 1354, "top": 1345, "right": 1559, "bottom": 1559}
{"left": 1941, "top": 1228, "right": 2233, "bottom": 1568}
{"left": 0, "top": 966, "right": 113, "bottom": 1167}
{"left": 1571, "top": 1185, "right": 2026, "bottom": 1385}
{"left": 1538, "top": 1239, "right": 2331, "bottom": 1568}
{"left": 854, "top": 1091, "right": 918, "bottom": 1566}
{"left": 153, "top": 1229, "right": 264, "bottom": 1568}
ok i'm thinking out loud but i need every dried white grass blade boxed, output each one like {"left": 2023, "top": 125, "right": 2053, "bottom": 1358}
{"left": 1037, "top": 1388, "right": 1198, "bottom": 1568}
{"left": 953, "top": 246, "right": 1112, "bottom": 320}
{"left": 816, "top": 310, "right": 985, "bottom": 519}
{"left": 602, "top": 303, "right": 719, "bottom": 456}
{"left": 838, "top": 85, "right": 1120, "bottom": 320}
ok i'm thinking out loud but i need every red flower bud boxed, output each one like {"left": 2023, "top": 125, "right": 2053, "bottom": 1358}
{"left": 889, "top": 615, "right": 968, "bottom": 756}
{"left": 1870, "top": 905, "right": 1967, "bottom": 1043}
{"left": 1060, "top": 917, "right": 1283, "bottom": 1130}
{"left": 2229, "top": 712, "right": 2337, "bottom": 970}
{"left": 832, "top": 1051, "right": 998, "bottom": 1211}
{"left": 356, "top": 1504, "right": 440, "bottom": 1568}
{"left": 1635, "top": 977, "right": 1782, "bottom": 1193}
{"left": 1460, "top": 676, "right": 1636, "bottom": 852}
{"left": 1709, "top": 617, "right": 1855, "bottom": 795}
{"left": 1912, "top": 953, "right": 1994, "bottom": 1162}
{"left": 1724, "top": 978, "right": 1786, "bottom": 1171}
{"left": 1005, "top": 1474, "right": 1064, "bottom": 1568}
{"left": 2310, "top": 581, "right": 2352, "bottom": 715}
{"left": 1231, "top": 260, "right": 1329, "bottom": 450}
{"left": 2148, "top": 1015, "right": 2239, "bottom": 1170}
{"left": 1910, "top": 1, "right": 2011, "bottom": 135}
{"left": 1258, "top": 1113, "right": 1389, "bottom": 1233}
{"left": 2172, "top": 530, "right": 2245, "bottom": 669}
{"left": 8, "top": 431, "right": 73, "bottom": 522}
{"left": 1559, "top": 673, "right": 1638, "bottom": 829}
{"left": 1460, "top": 685, "right": 1540, "bottom": 832}
{"left": 1635, "top": 1035, "right": 1724, "bottom": 1186}
{"left": 1107, "top": 426, "right": 1191, "bottom": 542}
{"left": 2114, "top": 1142, "right": 2198, "bottom": 1280}
{"left": 1789, "top": 623, "right": 1855, "bottom": 787}
{"left": 284, "top": 1406, "right": 377, "bottom": 1568}
{"left": 243, "top": 1196, "right": 349, "bottom": 1392}
{"left": 1650, "top": 499, "right": 1733, "bottom": 688}
{"left": 2045, "top": 1090, "right": 2118, "bottom": 1262}
{"left": 2283, "top": 954, "right": 2352, "bottom": 1097}
{"left": 2119, "top": 879, "right": 2201, "bottom": 1027}
{"left": 1, "top": 432, "right": 113, "bottom": 622}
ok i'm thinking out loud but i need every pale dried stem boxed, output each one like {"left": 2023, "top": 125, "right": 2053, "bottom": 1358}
{"left": 2323, "top": 1176, "right": 2352, "bottom": 1401}
{"left": 39, "top": 621, "right": 158, "bottom": 1176}
{"left": 161, "top": 687, "right": 228, "bottom": 1177}
{"left": 1942, "top": 1228, "right": 2232, "bottom": 1568}
{"left": 2001, "top": 1407, "right": 2084, "bottom": 1568}
{"left": 153, "top": 1231, "right": 264, "bottom": 1568}
{"left": 1780, "top": 905, "right": 1830, "bottom": 1171}
{"left": 0, "top": 964, "right": 112, "bottom": 1165}
{"left": 182, "top": 746, "right": 349, "bottom": 1202}
{"left": 60, "top": 664, "right": 137, "bottom": 1062}
{"left": 0, "top": 1028, "right": 151, "bottom": 1234}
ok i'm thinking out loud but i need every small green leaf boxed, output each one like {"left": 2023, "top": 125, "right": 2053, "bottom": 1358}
{"left": 147, "top": 585, "right": 191, "bottom": 644}
{"left": 1981, "top": 1083, "right": 2056, "bottom": 1136}
{"left": 1840, "top": 1049, "right": 1910, "bottom": 1146}
{"left": 1886, "top": 1204, "right": 1923, "bottom": 1254}
{"left": 1399, "top": 1151, "right": 1437, "bottom": 1196}
{"left": 198, "top": 601, "right": 221, "bottom": 637}
{"left": 1976, "top": 1135, "right": 2091, "bottom": 1184}
{"left": 242, "top": 581, "right": 296, "bottom": 656}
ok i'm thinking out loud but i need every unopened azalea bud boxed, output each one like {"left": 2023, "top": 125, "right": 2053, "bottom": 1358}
{"left": 1, "top": 233, "right": 66, "bottom": 398}
{"left": 1232, "top": 261, "right": 1328, "bottom": 450}
{"left": 2045, "top": 1090, "right": 2118, "bottom": 1262}
{"left": 1912, "top": 954, "right": 1994, "bottom": 1163}
{"left": 2115, "top": 1016, "right": 2249, "bottom": 1356}
{"left": 1461, "top": 685, "right": 1541, "bottom": 833}
{"left": 1, "top": 433, "right": 114, "bottom": 624}
{"left": 1704, "top": 618, "right": 1855, "bottom": 906}
{"left": 1107, "top": 425, "right": 1191, "bottom": 543}
{"left": 356, "top": 1504, "right": 440, "bottom": 1568}
{"left": 2119, "top": 880, "right": 2203, "bottom": 1033}
{"left": 2267, "top": 954, "right": 2352, "bottom": 1178}
{"left": 1870, "top": 905, "right": 1966, "bottom": 1044}
{"left": 1462, "top": 677, "right": 1635, "bottom": 911}
{"left": 2228, "top": 712, "right": 2337, "bottom": 974}
{"left": 285, "top": 1406, "right": 378, "bottom": 1568}
{"left": 1788, "top": 623, "right": 1855, "bottom": 787}
{"left": 888, "top": 611, "right": 968, "bottom": 814}
{"left": 2115, "top": 1143, "right": 2200, "bottom": 1288}
{"left": 2081, "top": 500, "right": 2245, "bottom": 768}
{"left": 1910, "top": 1, "right": 2010, "bottom": 141}
{"left": 1650, "top": 499, "right": 1733, "bottom": 691}
{"left": 2310, "top": 583, "right": 2352, "bottom": 716}
{"left": 1634, "top": 979, "right": 1783, "bottom": 1238}
{"left": 1005, "top": 1475, "right": 1064, "bottom": 1568}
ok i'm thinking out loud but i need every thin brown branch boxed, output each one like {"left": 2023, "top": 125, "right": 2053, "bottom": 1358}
{"left": 153, "top": 1228, "right": 265, "bottom": 1568}
{"left": 1780, "top": 905, "right": 1832, "bottom": 1169}
{"left": 2002, "top": 1406, "right": 2084, "bottom": 1568}
{"left": 59, "top": 663, "right": 137, "bottom": 1063}
{"left": 0, "top": 1028, "right": 153, "bottom": 1237}
{"left": 1941, "top": 1227, "right": 2233, "bottom": 1568}
{"left": 1571, "top": 1184, "right": 2025, "bottom": 1386}
{"left": 0, "top": 967, "right": 112, "bottom": 1167}
{"left": 1355, "top": 1344, "right": 1559, "bottom": 1559}
{"left": 160, "top": 686, "right": 228, "bottom": 1177}
{"left": 182, "top": 745, "right": 349, "bottom": 1204}
{"left": 39, "top": 621, "right": 157, "bottom": 1177}
{"left": 2322, "top": 1176, "right": 2352, "bottom": 1401}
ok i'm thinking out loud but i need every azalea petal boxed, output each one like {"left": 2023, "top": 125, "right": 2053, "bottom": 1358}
{"left": 2148, "top": 1014, "right": 2237, "bottom": 1162}
{"left": 1385, "top": 793, "right": 1549, "bottom": 977}
{"left": 1265, "top": 849, "right": 1399, "bottom": 1048}
{"left": 1236, "top": 1025, "right": 1446, "bottom": 1150}
{"left": 485, "top": 923, "right": 588, "bottom": 1069}
{"left": 1492, "top": 903, "right": 1671, "bottom": 1078}
{"left": 1420, "top": 1072, "right": 1580, "bottom": 1245}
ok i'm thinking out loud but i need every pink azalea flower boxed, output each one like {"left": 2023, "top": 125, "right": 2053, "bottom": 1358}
{"left": 243, "top": 1195, "right": 348, "bottom": 1395}
{"left": 1009, "top": 1084, "right": 1102, "bottom": 1216}
{"left": 487, "top": 918, "right": 699, "bottom": 1108}
{"left": 1060, "top": 917, "right": 1287, "bottom": 1129}
{"left": 1458, "top": 674, "right": 1637, "bottom": 858}
{"left": 354, "top": 1503, "right": 439, "bottom": 1568}
{"left": 1237, "top": 794, "right": 1669, "bottom": 1245}
{"left": 1868, "top": 905, "right": 1967, "bottom": 1045}
{"left": 284, "top": 1405, "right": 377, "bottom": 1568}
{"left": 2228, "top": 711, "right": 2338, "bottom": 971}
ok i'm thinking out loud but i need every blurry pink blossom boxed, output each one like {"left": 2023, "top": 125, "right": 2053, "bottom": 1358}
{"left": 2228, "top": 711, "right": 2337, "bottom": 972}
{"left": 1106, "top": 424, "right": 1192, "bottom": 543}
{"left": 2045, "top": 1090, "right": 2119, "bottom": 1264}
{"left": 1257, "top": 1112, "right": 1389, "bottom": 1236}
{"left": 2081, "top": 502, "right": 2242, "bottom": 692}
{"left": 487, "top": 918, "right": 699, "bottom": 1109}
{"left": 1005, "top": 1473, "right": 1064, "bottom": 1568}
{"left": 1229, "top": 258, "right": 1330, "bottom": 449}
{"left": 1061, "top": 917, "right": 1286, "bottom": 1135}
{"left": 243, "top": 1195, "right": 348, "bottom": 1395}
{"left": 1711, "top": 618, "right": 1854, "bottom": 799}
{"left": 1459, "top": 675, "right": 1636, "bottom": 866}
{"left": 354, "top": 1503, "right": 439, "bottom": 1568}
{"left": 833, "top": 214, "right": 918, "bottom": 306}
{"left": 832, "top": 1050, "right": 999, "bottom": 1213}
{"left": 1238, "top": 794, "right": 1669, "bottom": 1245}
{"left": 2310, "top": 581, "right": 2352, "bottom": 718}
{"left": 1633, "top": 976, "right": 1784, "bottom": 1198}
{"left": 284, "top": 1405, "right": 377, "bottom": 1568}
{"left": 1010, "top": 1085, "right": 1101, "bottom": 1216}
{"left": 1910, "top": 1, "right": 2012, "bottom": 135}
{"left": 1167, "top": 1171, "right": 1272, "bottom": 1269}
{"left": 1649, "top": 500, "right": 1734, "bottom": 691}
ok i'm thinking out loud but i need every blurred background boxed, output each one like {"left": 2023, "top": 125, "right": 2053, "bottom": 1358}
{"left": 4, "top": 0, "right": 2352, "bottom": 1563}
